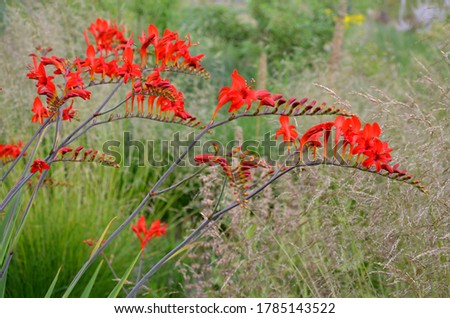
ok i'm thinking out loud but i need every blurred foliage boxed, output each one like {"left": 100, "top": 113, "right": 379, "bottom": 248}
{"left": 249, "top": 0, "right": 334, "bottom": 70}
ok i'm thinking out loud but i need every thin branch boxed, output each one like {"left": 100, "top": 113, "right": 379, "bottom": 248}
{"left": 12, "top": 168, "right": 50, "bottom": 247}
{"left": 58, "top": 81, "right": 123, "bottom": 148}
{"left": 0, "top": 252, "right": 13, "bottom": 279}
{"left": 151, "top": 167, "right": 205, "bottom": 196}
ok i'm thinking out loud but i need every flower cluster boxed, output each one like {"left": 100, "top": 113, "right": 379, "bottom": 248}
{"left": 128, "top": 69, "right": 193, "bottom": 120}
{"left": 138, "top": 23, "right": 205, "bottom": 70}
{"left": 194, "top": 150, "right": 273, "bottom": 196}
{"left": 26, "top": 18, "right": 209, "bottom": 126}
{"left": 213, "top": 69, "right": 283, "bottom": 119}
{"left": 56, "top": 146, "right": 119, "bottom": 168}
{"left": 132, "top": 216, "right": 167, "bottom": 250}
{"left": 27, "top": 49, "right": 91, "bottom": 123}
{"left": 275, "top": 115, "right": 401, "bottom": 173}
{"left": 0, "top": 141, "right": 24, "bottom": 164}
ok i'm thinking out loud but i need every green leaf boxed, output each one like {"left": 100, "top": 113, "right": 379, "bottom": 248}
{"left": 107, "top": 251, "right": 141, "bottom": 298}
{"left": 80, "top": 261, "right": 103, "bottom": 298}
{"left": 0, "top": 194, "right": 22, "bottom": 271}
{"left": 245, "top": 223, "right": 257, "bottom": 239}
{"left": 89, "top": 217, "right": 118, "bottom": 261}
{"left": 45, "top": 266, "right": 62, "bottom": 298}
{"left": 0, "top": 267, "right": 7, "bottom": 298}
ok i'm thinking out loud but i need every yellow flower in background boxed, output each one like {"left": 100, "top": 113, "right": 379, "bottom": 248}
{"left": 344, "top": 14, "right": 365, "bottom": 27}
{"left": 324, "top": 8, "right": 333, "bottom": 15}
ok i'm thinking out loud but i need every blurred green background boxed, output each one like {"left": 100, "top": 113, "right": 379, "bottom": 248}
{"left": 0, "top": 0, "right": 449, "bottom": 297}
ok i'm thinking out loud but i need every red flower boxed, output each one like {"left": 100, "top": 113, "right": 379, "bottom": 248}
{"left": 0, "top": 141, "right": 25, "bottom": 163}
{"left": 214, "top": 69, "right": 257, "bottom": 119}
{"left": 194, "top": 154, "right": 232, "bottom": 178}
{"left": 334, "top": 115, "right": 362, "bottom": 159}
{"left": 334, "top": 115, "right": 361, "bottom": 146}
{"left": 31, "top": 97, "right": 50, "bottom": 124}
{"left": 361, "top": 139, "right": 393, "bottom": 172}
{"left": 41, "top": 56, "right": 68, "bottom": 75}
{"left": 194, "top": 154, "right": 215, "bottom": 165}
{"left": 65, "top": 69, "right": 85, "bottom": 91}
{"left": 352, "top": 122, "right": 381, "bottom": 155}
{"left": 30, "top": 62, "right": 57, "bottom": 98}
{"left": 63, "top": 88, "right": 91, "bottom": 101}
{"left": 138, "top": 24, "right": 158, "bottom": 67}
{"left": 86, "top": 18, "right": 127, "bottom": 52}
{"left": 58, "top": 147, "right": 73, "bottom": 156}
{"left": 131, "top": 216, "right": 167, "bottom": 250}
{"left": 299, "top": 122, "right": 334, "bottom": 147}
{"left": 182, "top": 53, "right": 205, "bottom": 69}
{"left": 117, "top": 40, "right": 142, "bottom": 83}
{"left": 255, "top": 89, "right": 275, "bottom": 107}
{"left": 30, "top": 158, "right": 50, "bottom": 174}
{"left": 299, "top": 122, "right": 334, "bottom": 159}
{"left": 62, "top": 104, "right": 76, "bottom": 121}
{"left": 275, "top": 116, "right": 299, "bottom": 144}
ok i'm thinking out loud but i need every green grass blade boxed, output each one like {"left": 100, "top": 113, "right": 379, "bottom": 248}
{"left": 62, "top": 217, "right": 117, "bottom": 298}
{"left": 0, "top": 194, "right": 22, "bottom": 269}
{"left": 107, "top": 251, "right": 141, "bottom": 298}
{"left": 44, "top": 266, "right": 62, "bottom": 298}
{"left": 164, "top": 242, "right": 202, "bottom": 263}
{"left": 0, "top": 267, "right": 7, "bottom": 297}
{"left": 89, "top": 217, "right": 118, "bottom": 261}
{"left": 80, "top": 260, "right": 103, "bottom": 298}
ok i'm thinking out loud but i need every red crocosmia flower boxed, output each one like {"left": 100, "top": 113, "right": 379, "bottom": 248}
{"left": 361, "top": 139, "right": 393, "bottom": 172}
{"left": 86, "top": 44, "right": 96, "bottom": 67}
{"left": 118, "top": 42, "right": 142, "bottom": 83}
{"left": 147, "top": 219, "right": 167, "bottom": 237}
{"left": 299, "top": 122, "right": 334, "bottom": 159}
{"left": 62, "top": 103, "right": 76, "bottom": 121}
{"left": 34, "top": 63, "right": 57, "bottom": 98}
{"left": 334, "top": 115, "right": 361, "bottom": 158}
{"left": 41, "top": 56, "right": 68, "bottom": 75}
{"left": 255, "top": 90, "right": 275, "bottom": 107}
{"left": 352, "top": 122, "right": 381, "bottom": 155}
{"left": 138, "top": 24, "right": 158, "bottom": 67}
{"left": 194, "top": 154, "right": 232, "bottom": 178}
{"left": 87, "top": 18, "right": 127, "bottom": 52}
{"left": 31, "top": 97, "right": 50, "bottom": 124}
{"left": 65, "top": 68, "right": 85, "bottom": 91}
{"left": 194, "top": 154, "right": 215, "bottom": 165}
{"left": 275, "top": 116, "right": 299, "bottom": 144}
{"left": 334, "top": 115, "right": 361, "bottom": 145}
{"left": 182, "top": 54, "right": 205, "bottom": 69}
{"left": 170, "top": 92, "right": 194, "bottom": 120}
{"left": 58, "top": 147, "right": 73, "bottom": 156}
{"left": 30, "top": 158, "right": 50, "bottom": 174}
{"left": 132, "top": 216, "right": 167, "bottom": 250}
{"left": 26, "top": 55, "right": 40, "bottom": 80}
{"left": 0, "top": 141, "right": 25, "bottom": 163}
{"left": 63, "top": 88, "right": 91, "bottom": 101}
{"left": 214, "top": 69, "right": 257, "bottom": 119}
{"left": 300, "top": 122, "right": 334, "bottom": 147}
